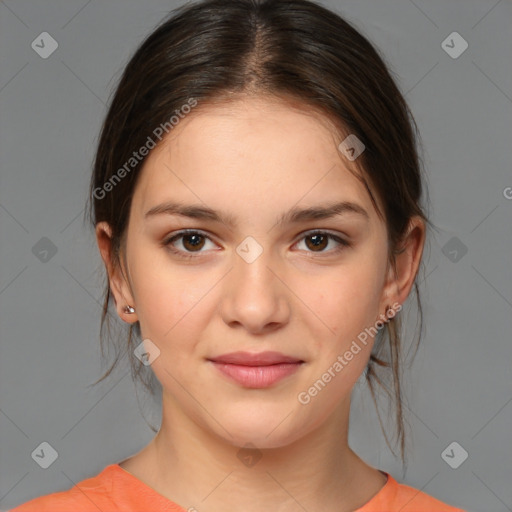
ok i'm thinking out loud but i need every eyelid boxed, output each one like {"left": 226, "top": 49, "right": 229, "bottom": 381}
{"left": 295, "top": 228, "right": 349, "bottom": 242}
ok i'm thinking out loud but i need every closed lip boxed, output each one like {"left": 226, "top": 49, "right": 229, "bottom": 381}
{"left": 208, "top": 351, "right": 303, "bottom": 366}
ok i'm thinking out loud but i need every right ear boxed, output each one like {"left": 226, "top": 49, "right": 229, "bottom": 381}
{"left": 95, "top": 221, "right": 137, "bottom": 323}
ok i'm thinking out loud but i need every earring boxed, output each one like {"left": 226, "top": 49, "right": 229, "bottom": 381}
{"left": 384, "top": 304, "right": 395, "bottom": 321}
{"left": 124, "top": 305, "right": 135, "bottom": 314}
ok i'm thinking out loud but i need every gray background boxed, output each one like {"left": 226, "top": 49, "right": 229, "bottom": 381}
{"left": 0, "top": 0, "right": 511, "bottom": 511}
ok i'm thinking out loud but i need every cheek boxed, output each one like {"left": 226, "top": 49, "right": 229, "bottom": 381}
{"left": 129, "top": 255, "right": 237, "bottom": 372}
{"left": 301, "top": 257, "right": 384, "bottom": 343}
{"left": 298, "top": 268, "right": 382, "bottom": 410}
{"left": 127, "top": 249, "right": 208, "bottom": 345}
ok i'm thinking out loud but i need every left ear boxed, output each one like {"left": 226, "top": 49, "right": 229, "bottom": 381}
{"left": 380, "top": 216, "right": 426, "bottom": 312}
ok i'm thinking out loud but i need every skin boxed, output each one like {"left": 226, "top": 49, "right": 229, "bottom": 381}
{"left": 96, "top": 95, "right": 425, "bottom": 512}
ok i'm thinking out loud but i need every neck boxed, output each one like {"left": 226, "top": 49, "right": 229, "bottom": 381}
{"left": 126, "top": 394, "right": 385, "bottom": 512}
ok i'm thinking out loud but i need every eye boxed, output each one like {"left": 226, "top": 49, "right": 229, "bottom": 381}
{"left": 294, "top": 230, "right": 350, "bottom": 255}
{"left": 163, "top": 230, "right": 217, "bottom": 259}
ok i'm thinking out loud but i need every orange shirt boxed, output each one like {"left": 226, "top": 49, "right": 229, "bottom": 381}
{"left": 9, "top": 463, "right": 466, "bottom": 512}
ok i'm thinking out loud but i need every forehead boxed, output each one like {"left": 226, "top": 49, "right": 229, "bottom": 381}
{"left": 133, "top": 96, "right": 381, "bottom": 224}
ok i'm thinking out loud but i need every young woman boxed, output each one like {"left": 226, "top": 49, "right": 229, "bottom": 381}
{"left": 10, "top": 0, "right": 466, "bottom": 510}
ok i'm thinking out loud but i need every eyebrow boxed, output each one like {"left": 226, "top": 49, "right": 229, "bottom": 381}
{"left": 144, "top": 200, "right": 369, "bottom": 227}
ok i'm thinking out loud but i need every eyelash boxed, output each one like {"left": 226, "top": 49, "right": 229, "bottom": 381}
{"left": 162, "top": 229, "right": 351, "bottom": 260}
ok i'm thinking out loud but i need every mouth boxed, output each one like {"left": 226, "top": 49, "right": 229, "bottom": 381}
{"left": 207, "top": 351, "right": 305, "bottom": 388}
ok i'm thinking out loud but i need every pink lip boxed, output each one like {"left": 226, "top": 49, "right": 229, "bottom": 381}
{"left": 208, "top": 351, "right": 304, "bottom": 388}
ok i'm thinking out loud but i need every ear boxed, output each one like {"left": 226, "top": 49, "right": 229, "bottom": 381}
{"left": 95, "top": 221, "right": 137, "bottom": 324}
{"left": 380, "top": 216, "right": 426, "bottom": 314}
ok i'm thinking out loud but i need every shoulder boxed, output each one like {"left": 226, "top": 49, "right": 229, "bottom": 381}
{"left": 7, "top": 465, "right": 118, "bottom": 512}
{"left": 7, "top": 464, "right": 184, "bottom": 512}
{"left": 357, "top": 472, "right": 467, "bottom": 512}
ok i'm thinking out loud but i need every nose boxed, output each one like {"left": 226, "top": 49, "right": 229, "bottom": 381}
{"left": 219, "top": 244, "right": 291, "bottom": 335}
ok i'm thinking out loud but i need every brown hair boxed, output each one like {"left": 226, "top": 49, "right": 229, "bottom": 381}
{"left": 85, "top": 0, "right": 430, "bottom": 468}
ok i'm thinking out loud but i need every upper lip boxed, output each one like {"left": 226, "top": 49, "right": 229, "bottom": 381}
{"left": 208, "top": 351, "right": 303, "bottom": 366}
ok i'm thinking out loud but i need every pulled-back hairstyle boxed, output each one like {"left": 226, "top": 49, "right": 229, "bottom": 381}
{"left": 85, "top": 0, "right": 430, "bottom": 468}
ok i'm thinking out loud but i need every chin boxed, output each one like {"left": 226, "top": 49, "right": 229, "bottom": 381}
{"left": 210, "top": 411, "right": 308, "bottom": 451}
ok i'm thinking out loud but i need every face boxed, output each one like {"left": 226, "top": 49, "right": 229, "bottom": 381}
{"left": 98, "top": 96, "right": 419, "bottom": 449}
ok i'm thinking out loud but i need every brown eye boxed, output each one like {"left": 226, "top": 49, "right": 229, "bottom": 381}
{"left": 295, "top": 231, "right": 350, "bottom": 255}
{"left": 181, "top": 233, "right": 206, "bottom": 251}
{"left": 304, "top": 233, "right": 329, "bottom": 251}
{"left": 163, "top": 230, "right": 216, "bottom": 259}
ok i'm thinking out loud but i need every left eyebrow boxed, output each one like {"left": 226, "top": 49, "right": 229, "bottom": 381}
{"left": 144, "top": 200, "right": 369, "bottom": 227}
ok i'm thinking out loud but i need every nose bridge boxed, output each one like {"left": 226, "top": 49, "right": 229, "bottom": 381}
{"left": 220, "top": 234, "right": 289, "bottom": 331}
{"left": 233, "top": 234, "right": 277, "bottom": 298}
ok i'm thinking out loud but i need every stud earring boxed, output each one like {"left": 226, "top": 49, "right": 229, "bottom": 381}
{"left": 124, "top": 305, "right": 135, "bottom": 314}
{"left": 385, "top": 304, "right": 397, "bottom": 321}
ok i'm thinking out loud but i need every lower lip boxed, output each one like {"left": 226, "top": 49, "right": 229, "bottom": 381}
{"left": 210, "top": 362, "right": 303, "bottom": 388}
